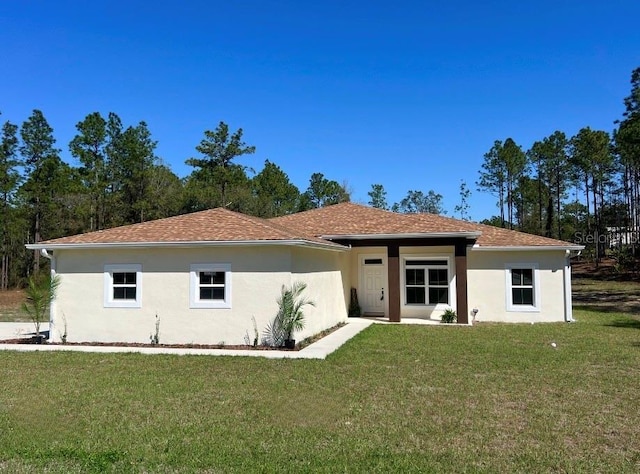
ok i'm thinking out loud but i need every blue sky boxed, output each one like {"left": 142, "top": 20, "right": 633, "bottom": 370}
{"left": 1, "top": 1, "right": 638, "bottom": 220}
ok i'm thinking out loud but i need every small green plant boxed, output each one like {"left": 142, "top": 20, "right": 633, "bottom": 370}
{"left": 252, "top": 316, "right": 259, "bottom": 347}
{"left": 60, "top": 312, "right": 68, "bottom": 343}
{"left": 150, "top": 314, "right": 160, "bottom": 345}
{"left": 441, "top": 308, "right": 457, "bottom": 324}
{"left": 22, "top": 272, "right": 61, "bottom": 342}
{"left": 263, "top": 282, "right": 315, "bottom": 347}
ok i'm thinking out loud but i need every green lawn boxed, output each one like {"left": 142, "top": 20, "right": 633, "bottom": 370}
{"left": 1, "top": 310, "right": 639, "bottom": 472}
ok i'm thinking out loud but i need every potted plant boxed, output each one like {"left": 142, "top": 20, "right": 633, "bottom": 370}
{"left": 22, "top": 273, "right": 61, "bottom": 344}
{"left": 264, "top": 282, "right": 315, "bottom": 349}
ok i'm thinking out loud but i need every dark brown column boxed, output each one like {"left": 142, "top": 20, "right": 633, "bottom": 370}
{"left": 387, "top": 244, "right": 401, "bottom": 322}
{"left": 455, "top": 241, "right": 469, "bottom": 324}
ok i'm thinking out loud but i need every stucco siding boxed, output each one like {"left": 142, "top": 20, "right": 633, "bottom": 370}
{"left": 467, "top": 250, "right": 567, "bottom": 322}
{"left": 290, "top": 247, "right": 349, "bottom": 341}
{"left": 52, "top": 246, "right": 296, "bottom": 345}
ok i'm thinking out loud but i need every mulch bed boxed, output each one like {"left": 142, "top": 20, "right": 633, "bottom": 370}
{"left": 0, "top": 323, "right": 346, "bottom": 351}
{"left": 0, "top": 338, "right": 297, "bottom": 351}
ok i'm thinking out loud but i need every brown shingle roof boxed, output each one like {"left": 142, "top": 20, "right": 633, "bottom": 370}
{"left": 271, "top": 202, "right": 580, "bottom": 248}
{"left": 36, "top": 208, "right": 343, "bottom": 248}
{"left": 35, "top": 203, "right": 580, "bottom": 249}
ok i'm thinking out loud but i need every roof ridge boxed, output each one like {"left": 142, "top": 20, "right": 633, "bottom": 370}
{"left": 220, "top": 207, "right": 339, "bottom": 245}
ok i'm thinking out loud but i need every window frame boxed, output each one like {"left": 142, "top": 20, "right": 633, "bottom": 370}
{"left": 190, "top": 263, "right": 232, "bottom": 309}
{"left": 104, "top": 264, "right": 142, "bottom": 308}
{"left": 402, "top": 257, "right": 451, "bottom": 307}
{"left": 505, "top": 263, "right": 540, "bottom": 312}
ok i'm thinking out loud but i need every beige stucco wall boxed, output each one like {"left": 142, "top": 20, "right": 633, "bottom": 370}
{"left": 291, "top": 247, "right": 349, "bottom": 339}
{"left": 51, "top": 245, "right": 347, "bottom": 345}
{"left": 467, "top": 249, "right": 567, "bottom": 323}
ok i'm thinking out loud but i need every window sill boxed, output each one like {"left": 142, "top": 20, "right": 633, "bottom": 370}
{"left": 190, "top": 301, "right": 231, "bottom": 309}
{"left": 506, "top": 305, "right": 540, "bottom": 313}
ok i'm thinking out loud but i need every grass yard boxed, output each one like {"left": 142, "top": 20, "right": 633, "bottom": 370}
{"left": 1, "top": 309, "right": 640, "bottom": 472}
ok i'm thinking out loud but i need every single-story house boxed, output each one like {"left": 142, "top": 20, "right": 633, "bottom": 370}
{"left": 27, "top": 203, "right": 583, "bottom": 345}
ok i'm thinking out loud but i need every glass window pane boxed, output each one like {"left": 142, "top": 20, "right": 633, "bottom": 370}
{"left": 406, "top": 260, "right": 447, "bottom": 266}
{"left": 114, "top": 287, "right": 136, "bottom": 300}
{"left": 200, "top": 287, "right": 224, "bottom": 300}
{"left": 512, "top": 288, "right": 534, "bottom": 305}
{"left": 406, "top": 287, "right": 425, "bottom": 304}
{"left": 406, "top": 269, "right": 416, "bottom": 285}
{"left": 212, "top": 272, "right": 225, "bottom": 285}
{"left": 114, "top": 272, "right": 136, "bottom": 284}
{"left": 429, "top": 269, "right": 448, "bottom": 286}
{"left": 522, "top": 269, "right": 533, "bottom": 286}
{"left": 212, "top": 287, "right": 225, "bottom": 300}
{"left": 429, "top": 287, "right": 449, "bottom": 304}
{"left": 511, "top": 269, "right": 522, "bottom": 286}
{"left": 200, "top": 287, "right": 214, "bottom": 300}
{"left": 199, "top": 272, "right": 213, "bottom": 284}
{"left": 364, "top": 258, "right": 383, "bottom": 265}
{"left": 407, "top": 268, "right": 425, "bottom": 285}
{"left": 513, "top": 288, "right": 523, "bottom": 305}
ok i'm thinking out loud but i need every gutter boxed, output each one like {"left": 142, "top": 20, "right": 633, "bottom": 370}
{"left": 563, "top": 250, "right": 575, "bottom": 322}
{"left": 40, "top": 249, "right": 57, "bottom": 342}
{"left": 320, "top": 231, "right": 482, "bottom": 240}
{"left": 471, "top": 244, "right": 585, "bottom": 252}
{"left": 26, "top": 238, "right": 349, "bottom": 253}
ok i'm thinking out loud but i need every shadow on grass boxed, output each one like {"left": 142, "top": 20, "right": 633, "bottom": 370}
{"left": 605, "top": 318, "right": 640, "bottom": 330}
{"left": 573, "top": 303, "right": 640, "bottom": 315}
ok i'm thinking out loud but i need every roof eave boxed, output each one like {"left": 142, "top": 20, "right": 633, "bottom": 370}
{"left": 472, "top": 244, "right": 585, "bottom": 251}
{"left": 320, "top": 231, "right": 482, "bottom": 240}
{"left": 26, "top": 239, "right": 349, "bottom": 252}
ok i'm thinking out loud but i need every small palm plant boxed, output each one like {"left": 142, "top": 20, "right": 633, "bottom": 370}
{"left": 264, "top": 282, "right": 315, "bottom": 348}
{"left": 22, "top": 273, "right": 61, "bottom": 342}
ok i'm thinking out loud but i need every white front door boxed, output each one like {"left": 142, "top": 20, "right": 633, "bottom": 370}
{"left": 360, "top": 256, "right": 385, "bottom": 315}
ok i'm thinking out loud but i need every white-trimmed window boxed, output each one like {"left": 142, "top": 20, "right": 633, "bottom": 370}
{"left": 104, "top": 264, "right": 142, "bottom": 308}
{"left": 505, "top": 264, "right": 540, "bottom": 312}
{"left": 404, "top": 259, "right": 450, "bottom": 306}
{"left": 190, "top": 263, "right": 232, "bottom": 309}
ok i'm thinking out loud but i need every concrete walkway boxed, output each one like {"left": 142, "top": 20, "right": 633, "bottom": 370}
{"left": 0, "top": 319, "right": 375, "bottom": 360}
{"left": 0, "top": 322, "right": 49, "bottom": 339}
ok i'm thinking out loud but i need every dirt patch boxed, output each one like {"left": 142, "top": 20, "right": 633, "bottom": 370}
{"left": 572, "top": 257, "right": 640, "bottom": 281}
{"left": 572, "top": 258, "right": 640, "bottom": 313}
{"left": 0, "top": 289, "right": 25, "bottom": 310}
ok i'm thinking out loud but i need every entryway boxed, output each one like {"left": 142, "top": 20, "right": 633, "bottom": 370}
{"left": 360, "top": 255, "right": 386, "bottom": 316}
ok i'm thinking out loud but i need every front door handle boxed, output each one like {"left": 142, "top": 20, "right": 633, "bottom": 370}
{"left": 380, "top": 288, "right": 384, "bottom": 301}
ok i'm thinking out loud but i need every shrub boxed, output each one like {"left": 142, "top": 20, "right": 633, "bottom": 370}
{"left": 441, "top": 308, "right": 457, "bottom": 324}
{"left": 263, "top": 282, "right": 315, "bottom": 347}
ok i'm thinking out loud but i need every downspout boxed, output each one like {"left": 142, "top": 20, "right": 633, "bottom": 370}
{"left": 40, "top": 249, "right": 57, "bottom": 341}
{"left": 563, "top": 250, "right": 574, "bottom": 322}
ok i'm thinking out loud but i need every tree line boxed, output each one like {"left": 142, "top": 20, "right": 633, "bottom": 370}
{"left": 3, "top": 65, "right": 637, "bottom": 287}
{"left": 0, "top": 113, "right": 351, "bottom": 289}
{"left": 475, "top": 66, "right": 640, "bottom": 264}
